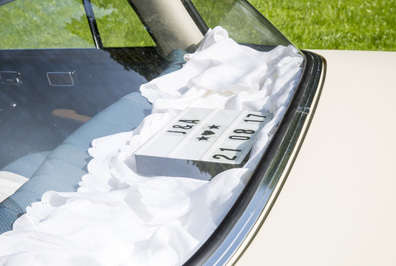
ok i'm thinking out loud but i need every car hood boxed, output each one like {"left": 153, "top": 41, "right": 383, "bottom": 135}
{"left": 237, "top": 50, "right": 396, "bottom": 266}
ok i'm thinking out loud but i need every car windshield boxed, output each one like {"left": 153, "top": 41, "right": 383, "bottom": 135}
{"left": 0, "top": 1, "right": 314, "bottom": 265}
{"left": 0, "top": 0, "right": 298, "bottom": 175}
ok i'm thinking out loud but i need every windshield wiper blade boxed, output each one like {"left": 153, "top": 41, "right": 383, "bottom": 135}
{"left": 0, "top": 0, "right": 15, "bottom": 7}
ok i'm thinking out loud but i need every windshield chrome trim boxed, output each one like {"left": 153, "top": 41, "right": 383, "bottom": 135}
{"left": 184, "top": 50, "right": 326, "bottom": 266}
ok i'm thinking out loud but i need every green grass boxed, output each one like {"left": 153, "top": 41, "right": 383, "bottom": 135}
{"left": 249, "top": 0, "right": 396, "bottom": 51}
{"left": 0, "top": 0, "right": 394, "bottom": 51}
{"left": 91, "top": 0, "right": 155, "bottom": 47}
{"left": 0, "top": 0, "right": 154, "bottom": 49}
{"left": 0, "top": 0, "right": 93, "bottom": 49}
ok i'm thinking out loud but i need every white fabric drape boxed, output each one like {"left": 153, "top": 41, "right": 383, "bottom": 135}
{"left": 0, "top": 27, "right": 303, "bottom": 266}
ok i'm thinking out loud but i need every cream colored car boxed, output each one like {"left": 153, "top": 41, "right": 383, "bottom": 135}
{"left": 0, "top": 0, "right": 394, "bottom": 265}
{"left": 238, "top": 51, "right": 396, "bottom": 265}
{"left": 237, "top": 49, "right": 396, "bottom": 266}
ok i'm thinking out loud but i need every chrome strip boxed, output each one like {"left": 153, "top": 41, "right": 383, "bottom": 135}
{"left": 228, "top": 53, "right": 326, "bottom": 265}
{"left": 184, "top": 51, "right": 326, "bottom": 266}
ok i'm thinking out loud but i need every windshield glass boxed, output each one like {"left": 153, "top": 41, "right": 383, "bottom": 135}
{"left": 190, "top": 0, "right": 290, "bottom": 46}
{"left": 0, "top": 1, "right": 305, "bottom": 265}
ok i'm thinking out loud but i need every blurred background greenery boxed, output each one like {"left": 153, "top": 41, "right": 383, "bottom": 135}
{"left": 249, "top": 0, "right": 396, "bottom": 51}
{"left": 0, "top": 0, "right": 394, "bottom": 51}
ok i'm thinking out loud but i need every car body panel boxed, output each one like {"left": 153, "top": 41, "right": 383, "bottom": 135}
{"left": 2, "top": 1, "right": 394, "bottom": 264}
{"left": 236, "top": 50, "right": 396, "bottom": 266}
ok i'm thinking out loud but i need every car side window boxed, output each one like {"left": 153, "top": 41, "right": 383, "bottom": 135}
{"left": 190, "top": 0, "right": 290, "bottom": 47}
{"left": 91, "top": 0, "right": 156, "bottom": 48}
{"left": 0, "top": 0, "right": 156, "bottom": 50}
{"left": 0, "top": 0, "right": 95, "bottom": 49}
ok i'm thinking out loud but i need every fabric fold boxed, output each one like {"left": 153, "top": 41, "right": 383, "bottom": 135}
{"left": 0, "top": 26, "right": 303, "bottom": 266}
